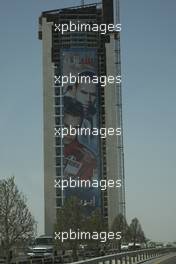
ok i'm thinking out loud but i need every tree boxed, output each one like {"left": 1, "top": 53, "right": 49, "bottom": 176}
{"left": 111, "top": 214, "right": 129, "bottom": 251}
{"left": 84, "top": 209, "right": 107, "bottom": 255}
{"left": 129, "top": 218, "right": 146, "bottom": 248}
{"left": 55, "top": 196, "right": 84, "bottom": 261}
{"left": 0, "top": 176, "right": 35, "bottom": 264}
{"left": 55, "top": 198, "right": 108, "bottom": 259}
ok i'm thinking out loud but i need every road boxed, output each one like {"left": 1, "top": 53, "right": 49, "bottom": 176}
{"left": 160, "top": 256, "right": 176, "bottom": 263}
{"left": 143, "top": 253, "right": 176, "bottom": 264}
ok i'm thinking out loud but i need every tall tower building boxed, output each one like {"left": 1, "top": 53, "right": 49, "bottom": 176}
{"left": 38, "top": 0, "right": 125, "bottom": 235}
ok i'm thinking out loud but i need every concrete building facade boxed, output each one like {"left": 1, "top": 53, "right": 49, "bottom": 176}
{"left": 38, "top": 1, "right": 125, "bottom": 235}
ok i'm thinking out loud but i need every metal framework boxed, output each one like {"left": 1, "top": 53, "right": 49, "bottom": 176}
{"left": 114, "top": 0, "right": 126, "bottom": 217}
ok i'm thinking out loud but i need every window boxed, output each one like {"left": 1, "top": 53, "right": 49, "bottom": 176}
{"left": 56, "top": 157, "right": 61, "bottom": 166}
{"left": 104, "top": 208, "right": 108, "bottom": 217}
{"left": 56, "top": 188, "right": 62, "bottom": 197}
{"left": 55, "top": 117, "right": 62, "bottom": 125}
{"left": 55, "top": 107, "right": 61, "bottom": 115}
{"left": 56, "top": 167, "right": 62, "bottom": 177}
{"left": 56, "top": 147, "right": 62, "bottom": 156}
{"left": 55, "top": 87, "right": 60, "bottom": 96}
{"left": 55, "top": 137, "right": 61, "bottom": 146}
{"left": 56, "top": 198, "right": 62, "bottom": 208}
{"left": 55, "top": 97, "right": 60, "bottom": 105}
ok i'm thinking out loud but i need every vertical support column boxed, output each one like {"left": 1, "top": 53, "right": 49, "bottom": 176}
{"left": 120, "top": 257, "right": 123, "bottom": 264}
{"left": 114, "top": 1, "right": 126, "bottom": 217}
{"left": 145, "top": 251, "right": 148, "bottom": 259}
{"left": 59, "top": 84, "right": 64, "bottom": 207}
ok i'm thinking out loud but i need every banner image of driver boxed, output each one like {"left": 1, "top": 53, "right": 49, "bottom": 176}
{"left": 61, "top": 48, "right": 101, "bottom": 211}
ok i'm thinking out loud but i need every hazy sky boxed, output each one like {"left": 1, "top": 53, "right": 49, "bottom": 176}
{"left": 0, "top": 0, "right": 176, "bottom": 242}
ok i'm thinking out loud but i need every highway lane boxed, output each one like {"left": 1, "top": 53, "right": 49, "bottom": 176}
{"left": 143, "top": 253, "right": 176, "bottom": 264}
{"left": 159, "top": 256, "right": 176, "bottom": 263}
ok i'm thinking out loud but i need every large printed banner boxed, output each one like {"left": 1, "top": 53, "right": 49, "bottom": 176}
{"left": 61, "top": 48, "right": 101, "bottom": 213}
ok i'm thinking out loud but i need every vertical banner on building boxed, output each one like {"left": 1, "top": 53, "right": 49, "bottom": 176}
{"left": 61, "top": 48, "right": 101, "bottom": 213}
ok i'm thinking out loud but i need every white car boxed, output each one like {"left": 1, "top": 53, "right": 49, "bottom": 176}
{"left": 27, "top": 235, "right": 54, "bottom": 258}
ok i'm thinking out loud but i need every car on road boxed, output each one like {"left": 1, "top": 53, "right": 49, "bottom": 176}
{"left": 27, "top": 235, "right": 54, "bottom": 258}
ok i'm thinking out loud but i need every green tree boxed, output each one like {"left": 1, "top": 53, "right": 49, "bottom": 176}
{"left": 129, "top": 218, "right": 146, "bottom": 248}
{"left": 84, "top": 209, "right": 107, "bottom": 255}
{"left": 0, "top": 177, "right": 35, "bottom": 264}
{"left": 111, "top": 214, "right": 129, "bottom": 251}
{"left": 55, "top": 196, "right": 84, "bottom": 261}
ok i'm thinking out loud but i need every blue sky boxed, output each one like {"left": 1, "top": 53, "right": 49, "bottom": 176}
{"left": 0, "top": 0, "right": 176, "bottom": 242}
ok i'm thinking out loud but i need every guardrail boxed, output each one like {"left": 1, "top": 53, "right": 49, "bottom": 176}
{"left": 1, "top": 247, "right": 175, "bottom": 264}
{"left": 71, "top": 247, "right": 176, "bottom": 264}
